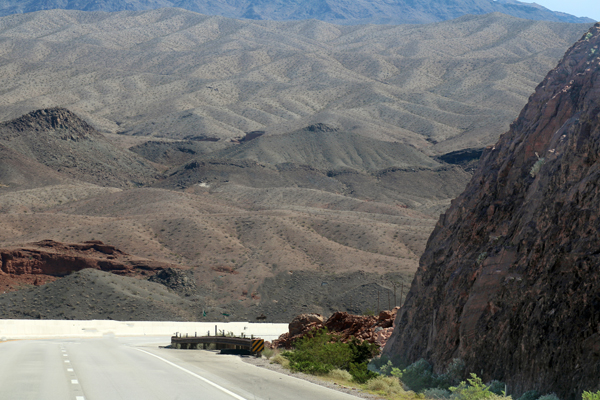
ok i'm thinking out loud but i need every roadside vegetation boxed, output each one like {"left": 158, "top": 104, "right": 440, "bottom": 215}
{"left": 270, "top": 328, "right": 600, "bottom": 400}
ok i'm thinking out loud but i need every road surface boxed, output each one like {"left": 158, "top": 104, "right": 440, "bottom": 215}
{"left": 0, "top": 336, "right": 361, "bottom": 400}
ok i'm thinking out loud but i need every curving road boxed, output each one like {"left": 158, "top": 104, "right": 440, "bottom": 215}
{"left": 0, "top": 336, "right": 361, "bottom": 400}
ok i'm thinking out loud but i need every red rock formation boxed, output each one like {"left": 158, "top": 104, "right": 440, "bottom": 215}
{"left": 272, "top": 308, "right": 398, "bottom": 349}
{"left": 384, "top": 24, "right": 600, "bottom": 399}
{"left": 0, "top": 240, "right": 181, "bottom": 292}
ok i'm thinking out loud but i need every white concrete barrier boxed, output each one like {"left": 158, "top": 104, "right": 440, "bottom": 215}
{"left": 0, "top": 320, "right": 288, "bottom": 341}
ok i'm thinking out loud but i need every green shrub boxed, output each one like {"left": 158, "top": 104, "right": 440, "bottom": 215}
{"left": 379, "top": 360, "right": 395, "bottom": 375}
{"left": 489, "top": 395, "right": 513, "bottom": 400}
{"left": 517, "top": 390, "right": 541, "bottom": 400}
{"left": 488, "top": 381, "right": 507, "bottom": 395}
{"left": 436, "top": 358, "right": 466, "bottom": 389}
{"left": 583, "top": 391, "right": 600, "bottom": 400}
{"left": 369, "top": 354, "right": 407, "bottom": 375}
{"left": 537, "top": 394, "right": 560, "bottom": 400}
{"left": 349, "top": 361, "right": 378, "bottom": 383}
{"left": 530, "top": 157, "right": 545, "bottom": 177}
{"left": 450, "top": 373, "right": 495, "bottom": 400}
{"left": 423, "top": 388, "right": 452, "bottom": 399}
{"left": 396, "top": 359, "right": 438, "bottom": 392}
{"left": 328, "top": 368, "right": 353, "bottom": 382}
{"left": 284, "top": 328, "right": 379, "bottom": 376}
{"left": 349, "top": 337, "right": 380, "bottom": 365}
{"left": 393, "top": 358, "right": 465, "bottom": 392}
{"left": 284, "top": 329, "right": 353, "bottom": 374}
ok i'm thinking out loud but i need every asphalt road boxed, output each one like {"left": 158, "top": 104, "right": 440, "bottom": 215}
{"left": 0, "top": 336, "right": 361, "bottom": 400}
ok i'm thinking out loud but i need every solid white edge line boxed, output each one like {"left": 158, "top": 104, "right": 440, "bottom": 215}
{"left": 135, "top": 349, "right": 248, "bottom": 400}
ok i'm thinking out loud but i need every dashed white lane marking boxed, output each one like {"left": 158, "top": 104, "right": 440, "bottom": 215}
{"left": 67, "top": 368, "right": 74, "bottom": 372}
{"left": 136, "top": 349, "right": 249, "bottom": 400}
{"left": 64, "top": 360, "right": 70, "bottom": 363}
{"left": 76, "top": 397, "right": 85, "bottom": 400}
{"left": 63, "top": 354, "right": 68, "bottom": 357}
{"left": 71, "top": 379, "right": 79, "bottom": 384}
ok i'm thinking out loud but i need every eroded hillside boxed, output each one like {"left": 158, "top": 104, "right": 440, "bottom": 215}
{"left": 0, "top": 108, "right": 458, "bottom": 321}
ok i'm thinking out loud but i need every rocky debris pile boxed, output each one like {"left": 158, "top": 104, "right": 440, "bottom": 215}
{"left": 288, "top": 313, "right": 325, "bottom": 336}
{"left": 148, "top": 267, "right": 197, "bottom": 296}
{"left": 0, "top": 240, "right": 182, "bottom": 292}
{"left": 272, "top": 308, "right": 399, "bottom": 349}
{"left": 384, "top": 24, "right": 600, "bottom": 400}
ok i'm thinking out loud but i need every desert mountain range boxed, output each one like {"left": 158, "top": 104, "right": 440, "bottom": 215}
{"left": 0, "top": 0, "right": 593, "bottom": 24}
{"left": 1, "top": 107, "right": 459, "bottom": 321}
{"left": 0, "top": 9, "right": 592, "bottom": 155}
{"left": 0, "top": 9, "right": 594, "bottom": 323}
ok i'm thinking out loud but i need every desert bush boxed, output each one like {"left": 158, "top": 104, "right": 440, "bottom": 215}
{"left": 488, "top": 381, "right": 507, "bottom": 395}
{"left": 350, "top": 361, "right": 379, "bottom": 383}
{"left": 366, "top": 375, "right": 406, "bottom": 396}
{"left": 530, "top": 157, "right": 545, "bottom": 177}
{"left": 396, "top": 359, "right": 438, "bottom": 392}
{"left": 328, "top": 368, "right": 353, "bottom": 381}
{"left": 284, "top": 329, "right": 353, "bottom": 374}
{"left": 583, "top": 391, "right": 600, "bottom": 400}
{"left": 537, "top": 394, "right": 560, "bottom": 400}
{"left": 436, "top": 358, "right": 466, "bottom": 389}
{"left": 450, "top": 374, "right": 507, "bottom": 400}
{"left": 517, "top": 391, "right": 540, "bottom": 400}
{"left": 424, "top": 388, "right": 452, "bottom": 399}
{"left": 284, "top": 328, "right": 379, "bottom": 377}
{"left": 392, "top": 357, "right": 465, "bottom": 392}
{"left": 270, "top": 353, "right": 290, "bottom": 368}
{"left": 369, "top": 354, "right": 407, "bottom": 375}
{"left": 262, "top": 347, "right": 275, "bottom": 360}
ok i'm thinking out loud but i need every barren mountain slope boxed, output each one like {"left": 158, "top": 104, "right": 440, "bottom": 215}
{"left": 385, "top": 24, "right": 600, "bottom": 398}
{"left": 201, "top": 126, "right": 441, "bottom": 171}
{"left": 0, "top": 9, "right": 591, "bottom": 153}
{"left": 0, "top": 268, "right": 198, "bottom": 321}
{"left": 0, "top": 143, "right": 72, "bottom": 191}
{"left": 0, "top": 108, "right": 158, "bottom": 188}
{"left": 0, "top": 103, "right": 461, "bottom": 321}
{"left": 0, "top": 184, "right": 432, "bottom": 320}
{"left": 0, "top": 0, "right": 592, "bottom": 24}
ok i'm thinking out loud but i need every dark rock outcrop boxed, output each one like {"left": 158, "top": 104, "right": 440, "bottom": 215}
{"left": 385, "top": 24, "right": 600, "bottom": 399}
{"left": 0, "top": 108, "right": 158, "bottom": 188}
{"left": 148, "top": 267, "right": 197, "bottom": 296}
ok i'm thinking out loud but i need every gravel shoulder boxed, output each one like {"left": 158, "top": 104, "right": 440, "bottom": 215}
{"left": 241, "top": 356, "right": 381, "bottom": 399}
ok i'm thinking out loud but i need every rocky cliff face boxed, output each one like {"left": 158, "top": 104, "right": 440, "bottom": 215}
{"left": 385, "top": 24, "right": 600, "bottom": 399}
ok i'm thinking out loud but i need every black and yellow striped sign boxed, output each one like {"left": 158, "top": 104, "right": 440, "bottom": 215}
{"left": 251, "top": 339, "right": 264, "bottom": 353}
